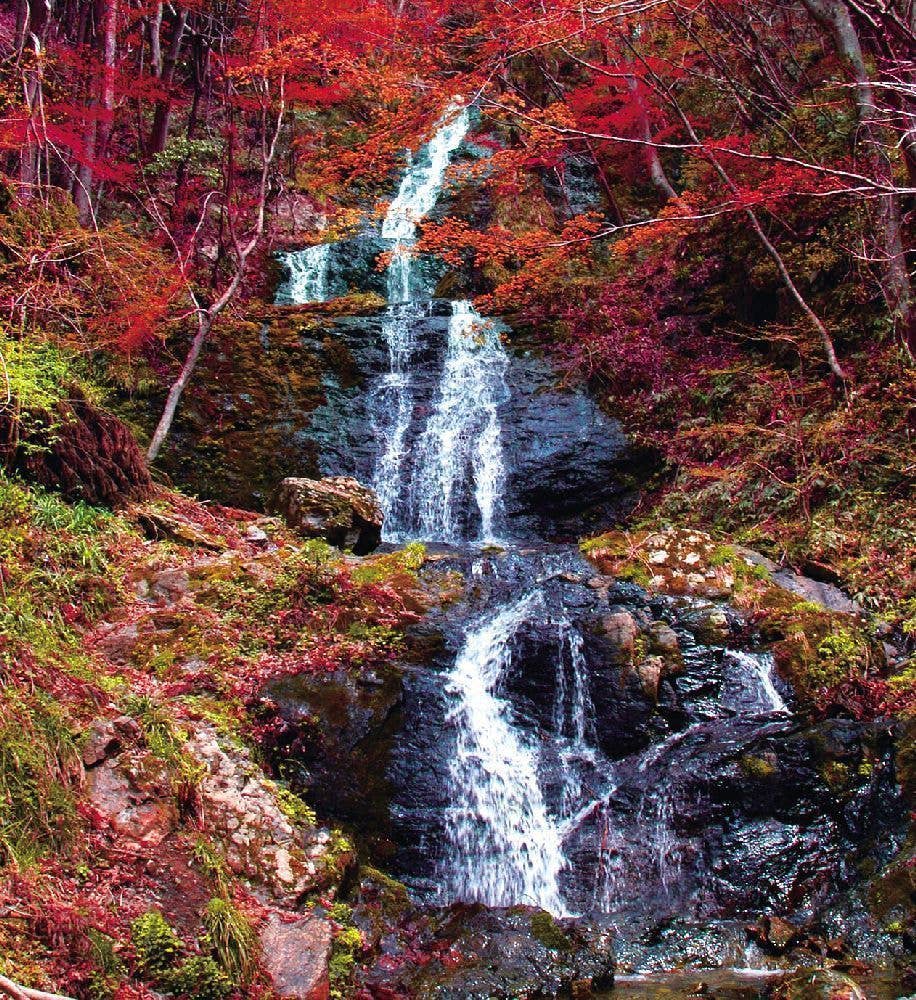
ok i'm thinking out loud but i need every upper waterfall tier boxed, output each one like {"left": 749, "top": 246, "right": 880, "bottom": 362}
{"left": 381, "top": 105, "right": 471, "bottom": 245}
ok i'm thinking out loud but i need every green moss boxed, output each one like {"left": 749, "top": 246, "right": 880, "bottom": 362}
{"left": 821, "top": 760, "right": 850, "bottom": 790}
{"left": 739, "top": 755, "right": 776, "bottom": 779}
{"left": 632, "top": 633, "right": 649, "bottom": 665}
{"left": 580, "top": 532, "right": 625, "bottom": 556}
{"left": 351, "top": 542, "right": 426, "bottom": 585}
{"left": 708, "top": 544, "right": 736, "bottom": 567}
{"left": 269, "top": 781, "right": 317, "bottom": 827}
{"left": 131, "top": 911, "right": 183, "bottom": 978}
{"left": 530, "top": 911, "right": 572, "bottom": 951}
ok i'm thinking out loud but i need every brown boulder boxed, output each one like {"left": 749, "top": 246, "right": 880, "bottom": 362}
{"left": 86, "top": 759, "right": 177, "bottom": 846}
{"left": 260, "top": 913, "right": 332, "bottom": 1000}
{"left": 275, "top": 476, "right": 382, "bottom": 554}
{"left": 600, "top": 611, "right": 639, "bottom": 659}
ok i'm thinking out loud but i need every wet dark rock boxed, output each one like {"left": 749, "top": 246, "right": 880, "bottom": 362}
{"left": 274, "top": 476, "right": 383, "bottom": 554}
{"left": 359, "top": 905, "right": 614, "bottom": 999}
{"left": 265, "top": 666, "right": 404, "bottom": 851}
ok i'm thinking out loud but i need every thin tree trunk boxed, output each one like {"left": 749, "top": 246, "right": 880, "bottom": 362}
{"left": 148, "top": 7, "right": 188, "bottom": 155}
{"left": 147, "top": 86, "right": 285, "bottom": 462}
{"left": 95, "top": 0, "right": 117, "bottom": 164}
{"left": 801, "top": 0, "right": 912, "bottom": 353}
{"left": 626, "top": 75, "right": 678, "bottom": 202}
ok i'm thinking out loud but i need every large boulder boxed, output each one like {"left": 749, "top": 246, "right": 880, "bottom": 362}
{"left": 275, "top": 476, "right": 383, "bottom": 554}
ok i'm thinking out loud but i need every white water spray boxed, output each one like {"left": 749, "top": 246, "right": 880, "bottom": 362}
{"left": 442, "top": 594, "right": 567, "bottom": 913}
{"left": 277, "top": 244, "right": 330, "bottom": 303}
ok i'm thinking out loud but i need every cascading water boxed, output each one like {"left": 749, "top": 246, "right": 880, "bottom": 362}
{"left": 369, "top": 105, "right": 512, "bottom": 543}
{"left": 411, "top": 301, "right": 507, "bottom": 543}
{"left": 276, "top": 243, "right": 330, "bottom": 303}
{"left": 441, "top": 592, "right": 566, "bottom": 913}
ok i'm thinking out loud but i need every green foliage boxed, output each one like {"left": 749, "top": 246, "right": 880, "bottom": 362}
{"left": 131, "top": 909, "right": 236, "bottom": 998}
{"left": 131, "top": 911, "right": 183, "bottom": 978}
{"left": 201, "top": 897, "right": 258, "bottom": 985}
{"left": 708, "top": 544, "right": 736, "bottom": 568}
{"left": 86, "top": 929, "right": 126, "bottom": 999}
{"left": 329, "top": 924, "right": 363, "bottom": 1000}
{"left": 166, "top": 956, "right": 233, "bottom": 1000}
{"left": 125, "top": 695, "right": 204, "bottom": 799}
{"left": 816, "top": 629, "right": 866, "bottom": 680}
{"left": 146, "top": 136, "right": 224, "bottom": 185}
{"left": 0, "top": 474, "right": 131, "bottom": 661}
{"left": 0, "top": 687, "right": 80, "bottom": 867}
{"left": 0, "top": 330, "right": 79, "bottom": 413}
{"left": 191, "top": 839, "right": 231, "bottom": 898}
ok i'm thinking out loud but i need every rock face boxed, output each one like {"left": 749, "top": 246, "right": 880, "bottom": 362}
{"left": 275, "top": 476, "right": 383, "bottom": 554}
{"left": 260, "top": 913, "right": 333, "bottom": 1000}
{"left": 188, "top": 725, "right": 334, "bottom": 905}
{"left": 286, "top": 311, "right": 642, "bottom": 541}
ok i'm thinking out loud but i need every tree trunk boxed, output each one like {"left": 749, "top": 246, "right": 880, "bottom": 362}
{"left": 801, "top": 0, "right": 912, "bottom": 353}
{"left": 626, "top": 74, "right": 678, "bottom": 202}
{"left": 148, "top": 7, "right": 188, "bottom": 155}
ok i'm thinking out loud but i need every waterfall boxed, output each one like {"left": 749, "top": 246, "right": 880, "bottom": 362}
{"left": 276, "top": 104, "right": 807, "bottom": 938}
{"left": 441, "top": 594, "right": 566, "bottom": 914}
{"left": 722, "top": 650, "right": 788, "bottom": 715}
{"left": 411, "top": 301, "right": 508, "bottom": 543}
{"left": 276, "top": 244, "right": 330, "bottom": 303}
{"left": 370, "top": 106, "right": 510, "bottom": 544}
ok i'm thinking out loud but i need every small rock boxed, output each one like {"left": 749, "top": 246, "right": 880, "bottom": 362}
{"left": 761, "top": 915, "right": 800, "bottom": 952}
{"left": 148, "top": 568, "right": 191, "bottom": 604}
{"left": 81, "top": 716, "right": 138, "bottom": 767}
{"left": 647, "top": 621, "right": 680, "bottom": 659}
{"left": 693, "top": 607, "right": 730, "bottom": 644}
{"left": 260, "top": 913, "right": 332, "bottom": 1000}
{"left": 601, "top": 611, "right": 638, "bottom": 655}
{"left": 244, "top": 524, "right": 270, "bottom": 548}
{"left": 86, "top": 760, "right": 177, "bottom": 846}
{"left": 636, "top": 655, "right": 665, "bottom": 701}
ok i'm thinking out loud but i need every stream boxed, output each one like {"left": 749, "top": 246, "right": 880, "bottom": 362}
{"left": 273, "top": 106, "right": 905, "bottom": 989}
